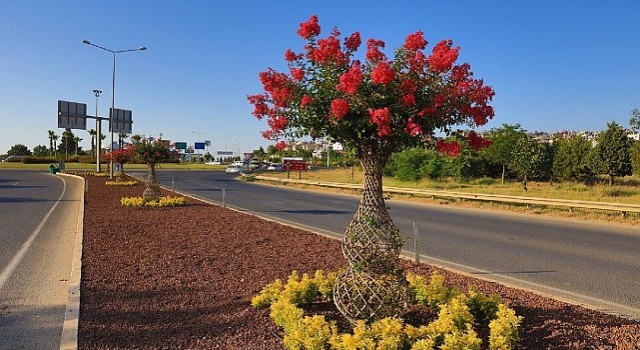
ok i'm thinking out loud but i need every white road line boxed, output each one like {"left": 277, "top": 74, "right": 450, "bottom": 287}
{"left": 0, "top": 176, "right": 67, "bottom": 290}
{"left": 413, "top": 253, "right": 640, "bottom": 320}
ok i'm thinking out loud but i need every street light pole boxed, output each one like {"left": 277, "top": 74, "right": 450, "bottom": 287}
{"left": 93, "top": 89, "right": 102, "bottom": 172}
{"left": 82, "top": 40, "right": 146, "bottom": 179}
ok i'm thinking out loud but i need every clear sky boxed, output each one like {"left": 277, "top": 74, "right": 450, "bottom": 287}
{"left": 1, "top": 1, "right": 639, "bottom": 155}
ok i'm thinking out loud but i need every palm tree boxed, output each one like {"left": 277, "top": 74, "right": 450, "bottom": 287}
{"left": 52, "top": 134, "right": 59, "bottom": 157}
{"left": 48, "top": 130, "right": 56, "bottom": 156}
{"left": 88, "top": 129, "right": 97, "bottom": 158}
{"left": 74, "top": 136, "right": 82, "bottom": 155}
{"left": 118, "top": 133, "right": 129, "bottom": 149}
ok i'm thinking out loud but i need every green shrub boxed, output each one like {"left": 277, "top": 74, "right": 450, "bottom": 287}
{"left": 21, "top": 156, "right": 56, "bottom": 164}
{"left": 407, "top": 272, "right": 460, "bottom": 310}
{"left": 489, "top": 304, "right": 522, "bottom": 350}
{"left": 121, "top": 196, "right": 187, "bottom": 207}
{"left": 105, "top": 180, "right": 137, "bottom": 186}
{"left": 254, "top": 270, "right": 522, "bottom": 349}
{"left": 470, "top": 177, "right": 497, "bottom": 186}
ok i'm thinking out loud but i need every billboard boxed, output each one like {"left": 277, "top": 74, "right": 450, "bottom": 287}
{"left": 174, "top": 142, "right": 187, "bottom": 149}
{"left": 194, "top": 142, "right": 205, "bottom": 150}
{"left": 57, "top": 100, "right": 87, "bottom": 130}
{"left": 109, "top": 108, "right": 133, "bottom": 134}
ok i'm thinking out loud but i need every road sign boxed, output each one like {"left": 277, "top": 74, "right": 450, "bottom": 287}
{"left": 175, "top": 142, "right": 187, "bottom": 150}
{"left": 57, "top": 100, "right": 87, "bottom": 130}
{"left": 194, "top": 142, "right": 205, "bottom": 150}
{"left": 283, "top": 159, "right": 308, "bottom": 171}
{"left": 109, "top": 108, "right": 133, "bottom": 134}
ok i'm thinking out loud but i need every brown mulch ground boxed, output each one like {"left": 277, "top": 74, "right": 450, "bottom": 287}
{"left": 78, "top": 174, "right": 640, "bottom": 349}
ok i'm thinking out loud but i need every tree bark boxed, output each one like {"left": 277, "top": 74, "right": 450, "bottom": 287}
{"left": 333, "top": 151, "right": 407, "bottom": 323}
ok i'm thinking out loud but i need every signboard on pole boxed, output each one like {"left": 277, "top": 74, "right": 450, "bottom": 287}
{"left": 194, "top": 142, "right": 205, "bottom": 150}
{"left": 57, "top": 100, "right": 87, "bottom": 130}
{"left": 283, "top": 158, "right": 308, "bottom": 171}
{"left": 175, "top": 142, "right": 187, "bottom": 150}
{"left": 109, "top": 108, "right": 133, "bottom": 134}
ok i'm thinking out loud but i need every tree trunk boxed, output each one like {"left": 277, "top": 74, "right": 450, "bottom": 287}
{"left": 333, "top": 151, "right": 407, "bottom": 323}
{"left": 143, "top": 163, "right": 161, "bottom": 201}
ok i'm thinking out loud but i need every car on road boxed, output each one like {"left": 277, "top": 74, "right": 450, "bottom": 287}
{"left": 225, "top": 165, "right": 243, "bottom": 175}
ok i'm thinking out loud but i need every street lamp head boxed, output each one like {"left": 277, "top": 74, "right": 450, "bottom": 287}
{"left": 93, "top": 89, "right": 102, "bottom": 97}
{"left": 82, "top": 40, "right": 91, "bottom": 45}
{"left": 138, "top": 46, "right": 147, "bottom": 51}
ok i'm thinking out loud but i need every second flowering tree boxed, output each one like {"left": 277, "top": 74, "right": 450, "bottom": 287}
{"left": 249, "top": 15, "right": 495, "bottom": 323}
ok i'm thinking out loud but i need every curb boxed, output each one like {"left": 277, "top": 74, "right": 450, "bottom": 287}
{"left": 58, "top": 173, "right": 85, "bottom": 350}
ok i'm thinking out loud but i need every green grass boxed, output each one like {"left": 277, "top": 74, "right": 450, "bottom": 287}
{"left": 264, "top": 168, "right": 640, "bottom": 205}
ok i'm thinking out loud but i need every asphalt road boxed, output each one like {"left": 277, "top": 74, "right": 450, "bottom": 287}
{"left": 134, "top": 169, "right": 640, "bottom": 320}
{"left": 0, "top": 170, "right": 83, "bottom": 349}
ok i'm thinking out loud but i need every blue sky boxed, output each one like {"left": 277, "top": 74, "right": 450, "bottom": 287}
{"left": 1, "top": 1, "right": 639, "bottom": 155}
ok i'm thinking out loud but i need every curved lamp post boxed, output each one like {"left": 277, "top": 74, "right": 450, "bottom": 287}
{"left": 82, "top": 40, "right": 146, "bottom": 179}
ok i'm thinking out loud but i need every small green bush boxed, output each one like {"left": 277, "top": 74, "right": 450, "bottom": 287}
{"left": 121, "top": 196, "right": 187, "bottom": 207}
{"left": 105, "top": 180, "right": 137, "bottom": 186}
{"left": 470, "top": 177, "right": 497, "bottom": 186}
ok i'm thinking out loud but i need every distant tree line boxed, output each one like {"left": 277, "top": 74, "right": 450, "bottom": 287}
{"left": 385, "top": 120, "right": 636, "bottom": 186}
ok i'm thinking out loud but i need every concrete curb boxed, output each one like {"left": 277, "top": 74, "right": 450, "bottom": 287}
{"left": 58, "top": 173, "right": 85, "bottom": 350}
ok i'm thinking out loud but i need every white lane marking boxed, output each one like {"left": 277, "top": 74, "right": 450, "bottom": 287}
{"left": 0, "top": 176, "right": 67, "bottom": 290}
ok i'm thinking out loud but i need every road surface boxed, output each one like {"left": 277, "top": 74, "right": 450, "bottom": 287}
{"left": 0, "top": 170, "right": 83, "bottom": 349}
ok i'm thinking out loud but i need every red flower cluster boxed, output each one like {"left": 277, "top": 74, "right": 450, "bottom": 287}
{"left": 368, "top": 108, "right": 392, "bottom": 137}
{"left": 290, "top": 67, "right": 304, "bottom": 81}
{"left": 285, "top": 49, "right": 301, "bottom": 62}
{"left": 105, "top": 148, "right": 133, "bottom": 164}
{"left": 331, "top": 98, "right": 349, "bottom": 119}
{"left": 297, "top": 15, "right": 320, "bottom": 39}
{"left": 402, "top": 93, "right": 416, "bottom": 107}
{"left": 404, "top": 117, "right": 422, "bottom": 136}
{"left": 371, "top": 61, "right": 394, "bottom": 84}
{"left": 267, "top": 115, "right": 288, "bottom": 134}
{"left": 301, "top": 95, "right": 313, "bottom": 108}
{"left": 428, "top": 40, "right": 459, "bottom": 73}
{"left": 344, "top": 32, "right": 361, "bottom": 51}
{"left": 311, "top": 33, "right": 346, "bottom": 64}
{"left": 366, "top": 38, "right": 386, "bottom": 62}
{"left": 403, "top": 30, "right": 427, "bottom": 52}
{"left": 259, "top": 68, "right": 293, "bottom": 108}
{"left": 436, "top": 140, "right": 461, "bottom": 157}
{"left": 247, "top": 94, "right": 269, "bottom": 119}
{"left": 337, "top": 64, "right": 364, "bottom": 95}
{"left": 275, "top": 140, "right": 288, "bottom": 151}
{"left": 466, "top": 131, "right": 492, "bottom": 150}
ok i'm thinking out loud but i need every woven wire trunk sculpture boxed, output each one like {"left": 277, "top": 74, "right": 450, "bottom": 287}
{"left": 334, "top": 152, "right": 408, "bottom": 323}
{"left": 143, "top": 164, "right": 161, "bottom": 201}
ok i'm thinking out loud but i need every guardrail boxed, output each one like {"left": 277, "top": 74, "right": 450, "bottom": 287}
{"left": 251, "top": 175, "right": 640, "bottom": 216}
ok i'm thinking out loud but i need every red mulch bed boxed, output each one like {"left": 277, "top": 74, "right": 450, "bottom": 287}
{"left": 78, "top": 174, "right": 640, "bottom": 349}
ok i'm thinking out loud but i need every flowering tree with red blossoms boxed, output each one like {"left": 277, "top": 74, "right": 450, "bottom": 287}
{"left": 105, "top": 147, "right": 133, "bottom": 181}
{"left": 248, "top": 15, "right": 495, "bottom": 323}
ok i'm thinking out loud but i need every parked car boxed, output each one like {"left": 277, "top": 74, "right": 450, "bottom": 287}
{"left": 205, "top": 161, "right": 221, "bottom": 165}
{"left": 225, "top": 165, "right": 243, "bottom": 174}
{"left": 267, "top": 163, "right": 284, "bottom": 172}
